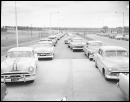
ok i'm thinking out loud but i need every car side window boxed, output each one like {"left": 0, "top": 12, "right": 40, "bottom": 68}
{"left": 100, "top": 50, "right": 103, "bottom": 56}
{"left": 98, "top": 49, "right": 101, "bottom": 54}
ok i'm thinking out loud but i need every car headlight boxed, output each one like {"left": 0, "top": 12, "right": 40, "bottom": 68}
{"left": 90, "top": 50, "right": 95, "bottom": 54}
{"left": 28, "top": 66, "right": 34, "bottom": 72}
{"left": 50, "top": 50, "right": 53, "bottom": 54}
{"left": 107, "top": 66, "right": 116, "bottom": 71}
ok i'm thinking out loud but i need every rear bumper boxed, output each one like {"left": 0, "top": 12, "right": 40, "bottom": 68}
{"left": 1, "top": 74, "right": 36, "bottom": 83}
{"left": 37, "top": 55, "right": 53, "bottom": 58}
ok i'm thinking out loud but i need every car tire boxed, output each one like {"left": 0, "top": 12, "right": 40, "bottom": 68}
{"left": 89, "top": 58, "right": 93, "bottom": 61}
{"left": 73, "top": 49, "right": 75, "bottom": 52}
{"left": 103, "top": 69, "right": 109, "bottom": 81}
{"left": 95, "top": 61, "right": 98, "bottom": 68}
{"left": 68, "top": 45, "right": 70, "bottom": 48}
{"left": 88, "top": 53, "right": 90, "bottom": 58}
{"left": 29, "top": 80, "right": 35, "bottom": 83}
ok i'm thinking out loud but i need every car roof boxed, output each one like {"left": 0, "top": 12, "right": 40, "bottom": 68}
{"left": 8, "top": 47, "right": 33, "bottom": 52}
{"left": 87, "top": 40, "right": 103, "bottom": 43}
{"left": 100, "top": 46, "right": 127, "bottom": 51}
{"left": 38, "top": 41, "right": 52, "bottom": 44}
{"left": 72, "top": 37, "right": 82, "bottom": 40}
{"left": 40, "top": 38, "right": 51, "bottom": 40}
{"left": 48, "top": 35, "right": 57, "bottom": 38}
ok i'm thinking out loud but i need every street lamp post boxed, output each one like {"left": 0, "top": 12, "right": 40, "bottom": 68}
{"left": 115, "top": 12, "right": 124, "bottom": 36}
{"left": 58, "top": 19, "right": 64, "bottom": 33}
{"left": 30, "top": 24, "right": 32, "bottom": 37}
{"left": 15, "top": 1, "right": 18, "bottom": 47}
{"left": 50, "top": 12, "right": 59, "bottom": 35}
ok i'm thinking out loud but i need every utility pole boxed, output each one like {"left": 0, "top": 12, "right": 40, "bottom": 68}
{"left": 30, "top": 24, "right": 32, "bottom": 37}
{"left": 15, "top": 1, "right": 18, "bottom": 47}
{"left": 115, "top": 12, "right": 124, "bottom": 36}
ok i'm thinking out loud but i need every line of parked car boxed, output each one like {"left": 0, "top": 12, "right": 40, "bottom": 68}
{"left": 64, "top": 33, "right": 129, "bottom": 101}
{"left": 1, "top": 32, "right": 65, "bottom": 100}
{"left": 97, "top": 33, "right": 129, "bottom": 41}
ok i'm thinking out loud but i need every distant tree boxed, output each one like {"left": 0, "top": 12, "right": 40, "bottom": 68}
{"left": 102, "top": 26, "right": 109, "bottom": 33}
{"left": 1, "top": 27, "right": 7, "bottom": 32}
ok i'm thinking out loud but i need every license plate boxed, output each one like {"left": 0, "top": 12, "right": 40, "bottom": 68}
{"left": 11, "top": 77, "right": 18, "bottom": 82}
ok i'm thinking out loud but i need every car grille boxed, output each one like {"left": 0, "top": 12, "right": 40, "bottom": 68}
{"left": 37, "top": 53, "right": 51, "bottom": 56}
{"left": 1, "top": 72, "right": 31, "bottom": 78}
{"left": 74, "top": 46, "right": 83, "bottom": 48}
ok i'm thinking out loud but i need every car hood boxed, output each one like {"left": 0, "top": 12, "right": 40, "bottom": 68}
{"left": 89, "top": 47, "right": 99, "bottom": 52}
{"left": 2, "top": 58, "right": 34, "bottom": 73}
{"left": 105, "top": 57, "right": 129, "bottom": 71}
{"left": 35, "top": 47, "right": 53, "bottom": 53}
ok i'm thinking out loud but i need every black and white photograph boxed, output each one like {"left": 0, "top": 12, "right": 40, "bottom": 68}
{"left": 1, "top": 1, "right": 129, "bottom": 101}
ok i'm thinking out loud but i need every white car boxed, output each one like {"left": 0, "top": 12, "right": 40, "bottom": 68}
{"left": 64, "top": 37, "right": 70, "bottom": 44}
{"left": 40, "top": 38, "right": 52, "bottom": 42}
{"left": 115, "top": 34, "right": 123, "bottom": 40}
{"left": 95, "top": 46, "right": 129, "bottom": 81}
{"left": 117, "top": 73, "right": 129, "bottom": 101}
{"left": 47, "top": 35, "right": 58, "bottom": 46}
{"left": 83, "top": 40, "right": 106, "bottom": 61}
{"left": 69, "top": 38, "right": 86, "bottom": 52}
{"left": 1, "top": 47, "right": 38, "bottom": 83}
{"left": 35, "top": 41, "right": 55, "bottom": 60}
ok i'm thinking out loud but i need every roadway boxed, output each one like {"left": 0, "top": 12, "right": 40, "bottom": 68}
{"left": 2, "top": 34, "right": 128, "bottom": 101}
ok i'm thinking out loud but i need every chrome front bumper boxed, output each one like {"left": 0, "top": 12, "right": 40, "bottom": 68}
{"left": 106, "top": 72, "right": 128, "bottom": 80}
{"left": 72, "top": 46, "right": 83, "bottom": 50}
{"left": 1, "top": 74, "right": 36, "bottom": 83}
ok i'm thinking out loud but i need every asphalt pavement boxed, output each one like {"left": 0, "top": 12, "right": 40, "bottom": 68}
{"left": 2, "top": 34, "right": 127, "bottom": 101}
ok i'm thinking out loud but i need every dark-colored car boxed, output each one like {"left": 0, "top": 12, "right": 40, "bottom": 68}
{"left": 1, "top": 83, "right": 8, "bottom": 101}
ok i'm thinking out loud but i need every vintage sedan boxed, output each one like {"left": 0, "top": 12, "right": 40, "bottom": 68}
{"left": 1, "top": 47, "right": 38, "bottom": 83}
{"left": 35, "top": 41, "right": 55, "bottom": 60}
{"left": 64, "top": 37, "right": 70, "bottom": 44}
{"left": 40, "top": 38, "right": 52, "bottom": 42}
{"left": 117, "top": 73, "right": 129, "bottom": 101}
{"left": 109, "top": 34, "right": 117, "bottom": 39}
{"left": 115, "top": 34, "right": 123, "bottom": 40}
{"left": 122, "top": 35, "right": 129, "bottom": 41}
{"left": 1, "top": 83, "right": 8, "bottom": 101}
{"left": 83, "top": 40, "right": 106, "bottom": 61}
{"left": 95, "top": 46, "right": 129, "bottom": 81}
{"left": 47, "top": 35, "right": 58, "bottom": 46}
{"left": 69, "top": 38, "right": 86, "bottom": 52}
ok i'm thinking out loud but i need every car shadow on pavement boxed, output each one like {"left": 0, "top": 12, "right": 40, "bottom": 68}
{"left": 38, "top": 58, "right": 53, "bottom": 61}
{"left": 73, "top": 50, "right": 84, "bottom": 52}
{"left": 5, "top": 81, "right": 34, "bottom": 87}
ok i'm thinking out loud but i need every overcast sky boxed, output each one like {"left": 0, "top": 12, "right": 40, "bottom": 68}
{"left": 1, "top": 1, "right": 129, "bottom": 28}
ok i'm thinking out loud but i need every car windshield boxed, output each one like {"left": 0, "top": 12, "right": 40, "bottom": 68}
{"left": 73, "top": 39, "right": 82, "bottom": 42}
{"left": 40, "top": 39, "right": 51, "bottom": 41}
{"left": 48, "top": 37, "right": 55, "bottom": 39}
{"left": 37, "top": 43, "right": 52, "bottom": 47}
{"left": 90, "top": 42, "right": 103, "bottom": 46}
{"left": 8, "top": 51, "right": 33, "bottom": 58}
{"left": 105, "top": 50, "right": 128, "bottom": 57}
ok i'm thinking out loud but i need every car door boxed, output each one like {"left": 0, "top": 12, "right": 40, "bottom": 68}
{"left": 96, "top": 49, "right": 103, "bottom": 71}
{"left": 33, "top": 50, "right": 38, "bottom": 67}
{"left": 83, "top": 42, "right": 89, "bottom": 54}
